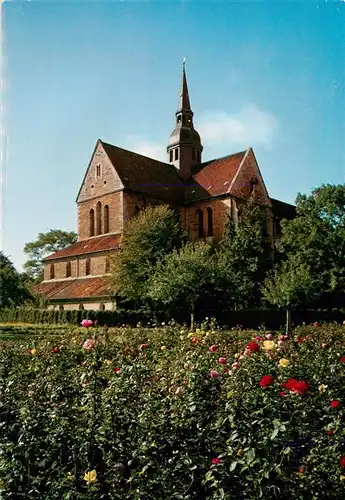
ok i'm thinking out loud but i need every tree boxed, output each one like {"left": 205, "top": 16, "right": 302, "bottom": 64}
{"left": 276, "top": 184, "right": 345, "bottom": 307}
{"left": 217, "top": 201, "right": 273, "bottom": 309}
{"left": 262, "top": 258, "right": 321, "bottom": 334}
{"left": 0, "top": 252, "right": 32, "bottom": 307}
{"left": 24, "top": 229, "right": 77, "bottom": 282}
{"left": 148, "top": 242, "right": 216, "bottom": 328}
{"left": 110, "top": 205, "right": 184, "bottom": 304}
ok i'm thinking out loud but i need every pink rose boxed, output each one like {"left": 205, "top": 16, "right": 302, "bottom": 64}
{"left": 218, "top": 357, "right": 227, "bottom": 365}
{"left": 81, "top": 319, "right": 93, "bottom": 328}
{"left": 211, "top": 457, "right": 221, "bottom": 465}
{"left": 322, "top": 343, "right": 327, "bottom": 348}
{"left": 265, "top": 334, "right": 273, "bottom": 340}
{"left": 139, "top": 343, "right": 148, "bottom": 350}
{"left": 277, "top": 340, "right": 284, "bottom": 347}
{"left": 231, "top": 362, "right": 240, "bottom": 370}
{"left": 83, "top": 339, "right": 96, "bottom": 350}
{"left": 209, "top": 369, "right": 219, "bottom": 378}
{"left": 209, "top": 345, "right": 217, "bottom": 353}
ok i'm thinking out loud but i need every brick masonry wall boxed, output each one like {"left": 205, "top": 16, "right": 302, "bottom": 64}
{"left": 43, "top": 254, "right": 109, "bottom": 280}
{"left": 182, "top": 197, "right": 231, "bottom": 244}
{"left": 77, "top": 191, "right": 123, "bottom": 240}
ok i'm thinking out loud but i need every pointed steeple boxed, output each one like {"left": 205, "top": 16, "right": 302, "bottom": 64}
{"left": 178, "top": 59, "right": 191, "bottom": 113}
{"left": 167, "top": 60, "right": 203, "bottom": 179}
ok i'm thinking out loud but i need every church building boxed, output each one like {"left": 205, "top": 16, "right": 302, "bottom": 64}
{"left": 35, "top": 63, "right": 296, "bottom": 311}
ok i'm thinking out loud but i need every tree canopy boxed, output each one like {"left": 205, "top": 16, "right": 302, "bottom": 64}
{"left": 110, "top": 205, "right": 184, "bottom": 303}
{"left": 0, "top": 252, "right": 32, "bottom": 307}
{"left": 24, "top": 229, "right": 77, "bottom": 282}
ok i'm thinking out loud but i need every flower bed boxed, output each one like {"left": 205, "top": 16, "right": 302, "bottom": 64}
{"left": 0, "top": 322, "right": 345, "bottom": 498}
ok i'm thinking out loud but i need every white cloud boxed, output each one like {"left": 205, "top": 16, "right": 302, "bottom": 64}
{"left": 197, "top": 104, "right": 278, "bottom": 150}
{"left": 124, "top": 134, "right": 167, "bottom": 163}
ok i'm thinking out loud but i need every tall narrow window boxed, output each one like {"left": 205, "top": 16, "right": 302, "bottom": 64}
{"left": 104, "top": 205, "right": 109, "bottom": 233}
{"left": 96, "top": 164, "right": 101, "bottom": 177}
{"left": 207, "top": 207, "right": 213, "bottom": 237}
{"left": 175, "top": 148, "right": 179, "bottom": 161}
{"left": 197, "top": 209, "right": 204, "bottom": 238}
{"left": 96, "top": 201, "right": 102, "bottom": 235}
{"left": 50, "top": 263, "right": 55, "bottom": 279}
{"left": 89, "top": 209, "right": 95, "bottom": 237}
{"left": 169, "top": 150, "right": 173, "bottom": 162}
{"left": 59, "top": 305, "right": 64, "bottom": 311}
{"left": 105, "top": 256, "right": 110, "bottom": 273}
{"left": 85, "top": 258, "right": 91, "bottom": 276}
{"left": 66, "top": 261, "right": 71, "bottom": 277}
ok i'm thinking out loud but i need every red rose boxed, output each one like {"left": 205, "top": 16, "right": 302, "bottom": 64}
{"left": 340, "top": 357, "right": 345, "bottom": 363}
{"left": 279, "top": 391, "right": 287, "bottom": 397}
{"left": 52, "top": 346, "right": 60, "bottom": 353}
{"left": 246, "top": 341, "right": 260, "bottom": 353}
{"left": 211, "top": 457, "right": 221, "bottom": 465}
{"left": 218, "top": 357, "right": 227, "bottom": 365}
{"left": 330, "top": 400, "right": 341, "bottom": 408}
{"left": 139, "top": 343, "right": 148, "bottom": 350}
{"left": 297, "top": 338, "right": 304, "bottom": 344}
{"left": 327, "top": 430, "right": 335, "bottom": 435}
{"left": 259, "top": 375, "right": 274, "bottom": 387}
{"left": 191, "top": 337, "right": 199, "bottom": 344}
{"left": 114, "top": 367, "right": 121, "bottom": 374}
{"left": 209, "top": 369, "right": 219, "bottom": 378}
{"left": 282, "top": 378, "right": 309, "bottom": 395}
{"left": 339, "top": 456, "right": 345, "bottom": 468}
{"left": 209, "top": 345, "right": 217, "bottom": 353}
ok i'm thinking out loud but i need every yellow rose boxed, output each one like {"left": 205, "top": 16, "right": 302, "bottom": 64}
{"left": 83, "top": 470, "right": 97, "bottom": 484}
{"left": 67, "top": 472, "right": 74, "bottom": 481}
{"left": 237, "top": 448, "right": 244, "bottom": 456}
{"left": 340, "top": 475, "right": 345, "bottom": 481}
{"left": 234, "top": 353, "right": 240, "bottom": 359}
{"left": 104, "top": 359, "right": 112, "bottom": 365}
{"left": 30, "top": 348, "right": 37, "bottom": 355}
{"left": 279, "top": 358, "right": 289, "bottom": 368}
{"left": 263, "top": 341, "right": 275, "bottom": 351}
{"left": 161, "top": 346, "right": 167, "bottom": 351}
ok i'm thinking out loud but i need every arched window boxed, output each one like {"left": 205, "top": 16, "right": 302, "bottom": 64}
{"left": 59, "top": 305, "right": 64, "bottom": 311}
{"left": 197, "top": 209, "right": 204, "bottom": 238}
{"left": 104, "top": 205, "right": 109, "bottom": 233}
{"left": 169, "top": 150, "right": 173, "bottom": 162}
{"left": 99, "top": 303, "right": 105, "bottom": 311}
{"left": 89, "top": 209, "right": 95, "bottom": 237}
{"left": 175, "top": 148, "right": 179, "bottom": 161}
{"left": 96, "top": 201, "right": 102, "bottom": 235}
{"left": 207, "top": 207, "right": 213, "bottom": 237}
{"left": 85, "top": 258, "right": 91, "bottom": 276}
{"left": 78, "top": 303, "right": 84, "bottom": 310}
{"left": 66, "top": 261, "right": 71, "bottom": 277}
{"left": 50, "top": 264, "right": 55, "bottom": 279}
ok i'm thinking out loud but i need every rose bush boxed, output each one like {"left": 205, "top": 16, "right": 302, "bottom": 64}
{"left": 0, "top": 322, "right": 344, "bottom": 498}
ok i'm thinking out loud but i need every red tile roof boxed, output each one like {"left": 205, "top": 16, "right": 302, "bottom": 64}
{"left": 101, "top": 141, "right": 185, "bottom": 202}
{"left": 44, "top": 234, "right": 121, "bottom": 261}
{"left": 185, "top": 151, "right": 247, "bottom": 202}
{"left": 33, "top": 276, "right": 113, "bottom": 300}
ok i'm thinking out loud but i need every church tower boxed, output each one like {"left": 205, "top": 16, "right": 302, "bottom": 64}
{"left": 167, "top": 60, "right": 203, "bottom": 179}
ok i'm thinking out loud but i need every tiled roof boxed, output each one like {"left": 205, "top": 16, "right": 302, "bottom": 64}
{"left": 101, "top": 141, "right": 185, "bottom": 202}
{"left": 33, "top": 276, "right": 113, "bottom": 300}
{"left": 271, "top": 198, "right": 296, "bottom": 220}
{"left": 185, "top": 151, "right": 247, "bottom": 202}
{"left": 44, "top": 234, "right": 121, "bottom": 261}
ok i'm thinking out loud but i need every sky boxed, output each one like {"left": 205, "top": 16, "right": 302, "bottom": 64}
{"left": 1, "top": 0, "right": 344, "bottom": 271}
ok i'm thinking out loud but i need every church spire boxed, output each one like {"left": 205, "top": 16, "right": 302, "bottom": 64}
{"left": 178, "top": 59, "right": 191, "bottom": 113}
{"left": 167, "top": 60, "right": 203, "bottom": 179}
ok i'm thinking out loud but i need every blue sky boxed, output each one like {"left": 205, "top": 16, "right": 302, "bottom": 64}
{"left": 1, "top": 0, "right": 344, "bottom": 271}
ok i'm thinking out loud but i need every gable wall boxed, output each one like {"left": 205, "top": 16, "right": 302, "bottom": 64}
{"left": 78, "top": 191, "right": 123, "bottom": 240}
{"left": 230, "top": 149, "right": 270, "bottom": 206}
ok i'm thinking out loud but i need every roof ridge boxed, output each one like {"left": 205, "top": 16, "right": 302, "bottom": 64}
{"left": 100, "top": 139, "right": 178, "bottom": 171}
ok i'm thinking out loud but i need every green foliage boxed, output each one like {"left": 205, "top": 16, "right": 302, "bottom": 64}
{"left": 277, "top": 184, "right": 345, "bottom": 306}
{"left": 148, "top": 241, "right": 217, "bottom": 323}
{"left": 0, "top": 323, "right": 345, "bottom": 498}
{"left": 24, "top": 229, "right": 77, "bottom": 282}
{"left": 218, "top": 201, "right": 273, "bottom": 309}
{"left": 110, "top": 205, "right": 184, "bottom": 303}
{"left": 0, "top": 252, "right": 32, "bottom": 308}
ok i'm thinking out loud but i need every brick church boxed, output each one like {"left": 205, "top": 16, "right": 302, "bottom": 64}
{"left": 35, "top": 63, "right": 295, "bottom": 311}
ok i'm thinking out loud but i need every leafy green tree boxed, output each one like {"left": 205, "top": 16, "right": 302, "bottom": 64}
{"left": 110, "top": 205, "right": 184, "bottom": 305}
{"left": 217, "top": 201, "right": 273, "bottom": 309}
{"left": 148, "top": 241, "right": 216, "bottom": 328}
{"left": 0, "top": 252, "right": 32, "bottom": 307}
{"left": 24, "top": 229, "right": 77, "bottom": 282}
{"left": 263, "top": 258, "right": 321, "bottom": 334}
{"left": 277, "top": 184, "right": 345, "bottom": 307}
